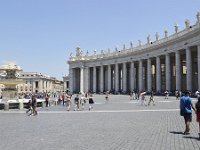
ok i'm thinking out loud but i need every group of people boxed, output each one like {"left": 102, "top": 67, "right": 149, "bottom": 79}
{"left": 63, "top": 93, "right": 94, "bottom": 111}
{"left": 129, "top": 90, "right": 155, "bottom": 106}
{"left": 180, "top": 90, "right": 200, "bottom": 139}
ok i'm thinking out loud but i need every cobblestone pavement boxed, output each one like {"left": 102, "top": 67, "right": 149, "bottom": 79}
{"left": 0, "top": 95, "right": 200, "bottom": 150}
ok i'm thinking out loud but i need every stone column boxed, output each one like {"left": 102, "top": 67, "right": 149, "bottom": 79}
{"left": 84, "top": 67, "right": 89, "bottom": 93}
{"left": 176, "top": 51, "right": 181, "bottom": 91}
{"left": 198, "top": 45, "right": 200, "bottom": 91}
{"left": 186, "top": 47, "right": 192, "bottom": 91}
{"left": 69, "top": 67, "right": 74, "bottom": 93}
{"left": 138, "top": 60, "right": 143, "bottom": 92}
{"left": 122, "top": 62, "right": 127, "bottom": 93}
{"left": 107, "top": 65, "right": 111, "bottom": 91}
{"left": 165, "top": 53, "right": 171, "bottom": 91}
{"left": 93, "top": 66, "right": 96, "bottom": 93}
{"left": 100, "top": 65, "right": 104, "bottom": 93}
{"left": 130, "top": 62, "right": 135, "bottom": 92}
{"left": 115, "top": 63, "right": 119, "bottom": 93}
{"left": 80, "top": 67, "right": 84, "bottom": 94}
{"left": 156, "top": 56, "right": 161, "bottom": 92}
{"left": 147, "top": 58, "right": 152, "bottom": 92}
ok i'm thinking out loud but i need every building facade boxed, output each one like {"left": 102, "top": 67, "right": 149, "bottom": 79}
{"left": 68, "top": 12, "right": 200, "bottom": 94}
{"left": 16, "top": 72, "right": 64, "bottom": 94}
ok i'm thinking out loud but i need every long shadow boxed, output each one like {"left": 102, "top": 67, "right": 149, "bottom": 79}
{"left": 169, "top": 131, "right": 183, "bottom": 135}
{"left": 169, "top": 131, "right": 200, "bottom": 141}
{"left": 183, "top": 136, "right": 200, "bottom": 141}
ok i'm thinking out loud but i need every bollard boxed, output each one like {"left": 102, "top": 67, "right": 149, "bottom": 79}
{"left": 19, "top": 102, "right": 23, "bottom": 110}
{"left": 4, "top": 102, "right": 9, "bottom": 111}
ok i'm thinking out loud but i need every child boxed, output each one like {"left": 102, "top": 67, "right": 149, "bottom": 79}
{"left": 195, "top": 97, "right": 200, "bottom": 139}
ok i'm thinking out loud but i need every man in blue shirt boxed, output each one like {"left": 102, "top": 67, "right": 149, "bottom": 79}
{"left": 180, "top": 90, "right": 196, "bottom": 135}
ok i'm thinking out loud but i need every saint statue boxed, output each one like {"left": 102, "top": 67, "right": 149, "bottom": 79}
{"left": 123, "top": 44, "right": 126, "bottom": 50}
{"left": 138, "top": 40, "right": 142, "bottom": 47}
{"left": 164, "top": 30, "right": 168, "bottom": 38}
{"left": 155, "top": 32, "right": 159, "bottom": 41}
{"left": 130, "top": 41, "right": 133, "bottom": 49}
{"left": 76, "top": 47, "right": 82, "bottom": 57}
{"left": 175, "top": 24, "right": 179, "bottom": 33}
{"left": 94, "top": 49, "right": 97, "bottom": 55}
{"left": 197, "top": 12, "right": 200, "bottom": 23}
{"left": 185, "top": 19, "right": 190, "bottom": 29}
{"left": 147, "top": 35, "right": 151, "bottom": 44}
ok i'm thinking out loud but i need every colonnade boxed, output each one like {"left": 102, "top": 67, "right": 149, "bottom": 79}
{"left": 70, "top": 45, "right": 200, "bottom": 94}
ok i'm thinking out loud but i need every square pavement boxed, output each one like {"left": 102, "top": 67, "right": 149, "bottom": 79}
{"left": 0, "top": 95, "right": 200, "bottom": 150}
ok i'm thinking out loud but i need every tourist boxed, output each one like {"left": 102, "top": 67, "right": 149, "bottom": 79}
{"left": 80, "top": 94, "right": 85, "bottom": 110}
{"left": 180, "top": 90, "right": 196, "bottom": 135}
{"left": 195, "top": 97, "right": 200, "bottom": 139}
{"left": 62, "top": 94, "right": 65, "bottom": 106}
{"left": 88, "top": 94, "right": 94, "bottom": 111}
{"left": 26, "top": 99, "right": 32, "bottom": 115}
{"left": 175, "top": 90, "right": 180, "bottom": 100}
{"left": 130, "top": 92, "right": 133, "bottom": 100}
{"left": 65, "top": 93, "right": 71, "bottom": 111}
{"left": 140, "top": 91, "right": 147, "bottom": 106}
{"left": 30, "top": 94, "right": 37, "bottom": 116}
{"left": 195, "top": 90, "right": 200, "bottom": 99}
{"left": 105, "top": 91, "right": 109, "bottom": 102}
{"left": 148, "top": 91, "right": 155, "bottom": 106}
{"left": 74, "top": 94, "right": 80, "bottom": 111}
{"left": 45, "top": 94, "right": 49, "bottom": 107}
{"left": 164, "top": 90, "right": 169, "bottom": 99}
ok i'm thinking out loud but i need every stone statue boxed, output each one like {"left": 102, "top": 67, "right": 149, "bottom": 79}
{"left": 94, "top": 49, "right": 97, "bottom": 55}
{"left": 185, "top": 19, "right": 190, "bottom": 29}
{"left": 115, "top": 46, "right": 118, "bottom": 52}
{"left": 197, "top": 12, "right": 200, "bottom": 23}
{"left": 164, "top": 30, "right": 168, "bottom": 38}
{"left": 123, "top": 44, "right": 126, "bottom": 50}
{"left": 147, "top": 35, "right": 151, "bottom": 44}
{"left": 155, "top": 32, "right": 159, "bottom": 41}
{"left": 138, "top": 40, "right": 142, "bottom": 47}
{"left": 76, "top": 47, "right": 82, "bottom": 57}
{"left": 130, "top": 41, "right": 133, "bottom": 49}
{"left": 175, "top": 24, "right": 179, "bottom": 33}
{"left": 70, "top": 52, "right": 73, "bottom": 58}
{"left": 86, "top": 50, "right": 89, "bottom": 56}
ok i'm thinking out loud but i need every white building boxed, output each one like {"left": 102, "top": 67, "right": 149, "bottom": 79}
{"left": 17, "top": 72, "right": 63, "bottom": 94}
{"left": 68, "top": 12, "right": 200, "bottom": 94}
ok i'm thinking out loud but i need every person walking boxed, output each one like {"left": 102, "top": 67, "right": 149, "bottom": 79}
{"left": 65, "top": 93, "right": 71, "bottom": 111}
{"left": 88, "top": 94, "right": 94, "bottom": 111}
{"left": 140, "top": 91, "right": 147, "bottom": 106}
{"left": 26, "top": 99, "right": 32, "bottom": 115}
{"left": 105, "top": 91, "right": 109, "bottom": 102}
{"left": 180, "top": 91, "right": 196, "bottom": 135}
{"left": 31, "top": 94, "right": 37, "bottom": 116}
{"left": 148, "top": 91, "right": 155, "bottom": 106}
{"left": 74, "top": 94, "right": 80, "bottom": 111}
{"left": 195, "top": 97, "right": 200, "bottom": 139}
{"left": 45, "top": 94, "right": 49, "bottom": 107}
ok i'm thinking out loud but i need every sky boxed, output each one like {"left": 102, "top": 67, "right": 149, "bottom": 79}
{"left": 0, "top": 0, "right": 199, "bottom": 80}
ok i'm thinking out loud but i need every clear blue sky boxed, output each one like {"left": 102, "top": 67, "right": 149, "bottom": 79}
{"left": 0, "top": 0, "right": 199, "bottom": 80}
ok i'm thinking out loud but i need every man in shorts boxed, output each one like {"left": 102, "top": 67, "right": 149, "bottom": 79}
{"left": 180, "top": 90, "right": 196, "bottom": 135}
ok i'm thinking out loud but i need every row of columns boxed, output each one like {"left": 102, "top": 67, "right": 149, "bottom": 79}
{"left": 70, "top": 45, "right": 200, "bottom": 93}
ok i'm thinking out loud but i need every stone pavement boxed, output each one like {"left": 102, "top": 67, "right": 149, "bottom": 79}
{"left": 0, "top": 95, "right": 200, "bottom": 150}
